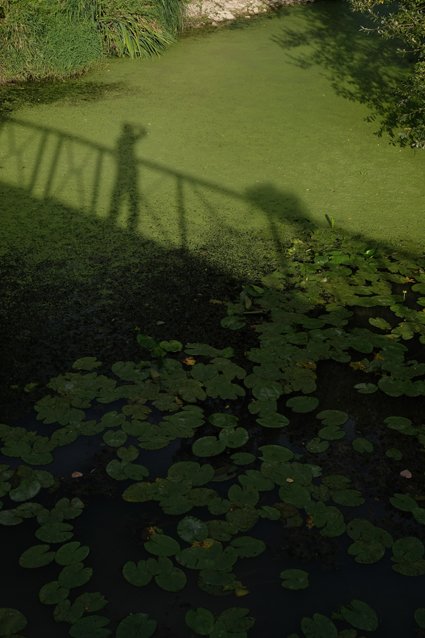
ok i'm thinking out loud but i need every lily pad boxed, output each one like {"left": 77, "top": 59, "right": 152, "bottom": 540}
{"left": 280, "top": 569, "right": 309, "bottom": 590}
{"left": 35, "top": 522, "right": 73, "bottom": 544}
{"left": 55, "top": 542, "right": 90, "bottom": 566}
{"left": 58, "top": 562, "right": 93, "bottom": 589}
{"left": 144, "top": 534, "right": 180, "bottom": 557}
{"left": 177, "top": 517, "right": 209, "bottom": 543}
{"left": 185, "top": 608, "right": 215, "bottom": 635}
{"left": 69, "top": 615, "right": 110, "bottom": 638}
{"left": 338, "top": 599, "right": 379, "bottom": 631}
{"left": 0, "top": 608, "right": 27, "bottom": 636}
{"left": 116, "top": 613, "right": 157, "bottom": 638}
{"left": 19, "top": 544, "right": 55, "bottom": 568}
{"left": 415, "top": 608, "right": 425, "bottom": 629}
{"left": 286, "top": 396, "right": 319, "bottom": 413}
{"left": 352, "top": 438, "right": 374, "bottom": 454}
{"left": 192, "top": 437, "right": 226, "bottom": 458}
{"left": 230, "top": 536, "right": 266, "bottom": 558}
{"left": 39, "top": 581, "right": 69, "bottom": 605}
{"left": 301, "top": 613, "right": 337, "bottom": 638}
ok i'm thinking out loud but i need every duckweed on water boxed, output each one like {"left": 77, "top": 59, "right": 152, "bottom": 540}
{"left": 1, "top": 236, "right": 425, "bottom": 636}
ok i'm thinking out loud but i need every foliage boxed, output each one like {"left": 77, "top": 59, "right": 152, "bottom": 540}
{"left": 0, "top": 0, "right": 102, "bottom": 82}
{"left": 0, "top": 0, "right": 185, "bottom": 81}
{"left": 350, "top": 0, "right": 425, "bottom": 147}
{"left": 0, "top": 237, "right": 425, "bottom": 633}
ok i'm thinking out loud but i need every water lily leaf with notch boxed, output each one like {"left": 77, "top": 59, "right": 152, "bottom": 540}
{"left": 207, "top": 520, "right": 238, "bottom": 541}
{"left": 306, "top": 503, "right": 346, "bottom": 537}
{"left": 316, "top": 410, "right": 348, "bottom": 426}
{"left": 348, "top": 539, "right": 387, "bottom": 564}
{"left": 58, "top": 562, "right": 93, "bottom": 589}
{"left": 226, "top": 506, "right": 259, "bottom": 532}
{"left": 219, "top": 427, "right": 249, "bottom": 449}
{"left": 331, "top": 489, "right": 364, "bottom": 507}
{"left": 384, "top": 416, "right": 417, "bottom": 435}
{"left": 286, "top": 396, "right": 319, "bottom": 413}
{"left": 369, "top": 317, "right": 392, "bottom": 331}
{"left": 390, "top": 493, "right": 418, "bottom": 512}
{"left": 239, "top": 470, "right": 275, "bottom": 492}
{"left": 155, "top": 556, "right": 187, "bottom": 592}
{"left": 280, "top": 569, "right": 309, "bottom": 590}
{"left": 55, "top": 592, "right": 108, "bottom": 623}
{"left": 192, "top": 437, "right": 226, "bottom": 458}
{"left": 391, "top": 537, "right": 425, "bottom": 575}
{"left": 352, "top": 438, "right": 374, "bottom": 454}
{"left": 53, "top": 498, "right": 84, "bottom": 521}
{"left": 231, "top": 452, "right": 256, "bottom": 466}
{"left": 259, "top": 445, "right": 295, "bottom": 463}
{"left": 318, "top": 425, "right": 345, "bottom": 441}
{"left": 177, "top": 517, "right": 209, "bottom": 543}
{"left": 338, "top": 600, "right": 378, "bottom": 631}
{"left": 214, "top": 607, "right": 255, "bottom": 635}
{"left": 209, "top": 413, "right": 238, "bottom": 429}
{"left": 301, "top": 613, "right": 337, "bottom": 638}
{"left": 307, "top": 438, "right": 329, "bottom": 453}
{"left": 230, "top": 536, "right": 266, "bottom": 558}
{"left": 198, "top": 569, "right": 237, "bottom": 595}
{"left": 55, "top": 542, "right": 90, "bottom": 566}
{"left": 185, "top": 344, "right": 234, "bottom": 359}
{"left": 0, "top": 510, "right": 23, "bottom": 526}
{"left": 228, "top": 485, "right": 259, "bottom": 507}
{"left": 72, "top": 357, "right": 101, "bottom": 371}
{"left": 279, "top": 483, "right": 312, "bottom": 508}
{"left": 257, "top": 412, "right": 290, "bottom": 428}
{"left": 354, "top": 382, "right": 378, "bottom": 394}
{"left": 69, "top": 615, "right": 111, "bottom": 638}
{"left": 9, "top": 478, "right": 41, "bottom": 503}
{"left": 144, "top": 533, "right": 180, "bottom": 557}
{"left": 204, "top": 376, "right": 245, "bottom": 401}
{"left": 39, "top": 581, "right": 69, "bottom": 605}
{"left": 415, "top": 608, "right": 425, "bottom": 629}
{"left": 123, "top": 559, "right": 158, "bottom": 587}
{"left": 35, "top": 396, "right": 84, "bottom": 426}
{"left": 169, "top": 460, "right": 215, "bottom": 487}
{"left": 116, "top": 613, "right": 156, "bottom": 638}
{"left": 19, "top": 544, "right": 55, "bottom": 568}
{"left": 251, "top": 380, "right": 282, "bottom": 401}
{"left": 185, "top": 608, "right": 215, "bottom": 635}
{"left": 36, "top": 522, "right": 73, "bottom": 543}
{"left": 0, "top": 608, "right": 27, "bottom": 636}
{"left": 102, "top": 430, "right": 127, "bottom": 447}
{"left": 386, "top": 448, "right": 403, "bottom": 460}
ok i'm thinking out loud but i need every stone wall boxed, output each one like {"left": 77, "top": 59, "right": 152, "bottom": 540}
{"left": 184, "top": 0, "right": 314, "bottom": 27}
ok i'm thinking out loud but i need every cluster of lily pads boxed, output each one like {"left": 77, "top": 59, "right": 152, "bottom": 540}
{"left": 0, "top": 232, "right": 424, "bottom": 637}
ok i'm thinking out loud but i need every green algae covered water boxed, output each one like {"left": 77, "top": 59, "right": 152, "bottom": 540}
{"left": 0, "top": 0, "right": 424, "bottom": 398}
{"left": 1, "top": 1, "right": 424, "bottom": 261}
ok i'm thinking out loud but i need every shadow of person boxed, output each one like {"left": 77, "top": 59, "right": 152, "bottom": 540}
{"left": 109, "top": 123, "right": 147, "bottom": 232}
{"left": 245, "top": 183, "right": 312, "bottom": 265}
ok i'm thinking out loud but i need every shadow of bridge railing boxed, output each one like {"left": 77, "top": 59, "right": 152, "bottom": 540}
{"left": 1, "top": 116, "right": 272, "bottom": 253}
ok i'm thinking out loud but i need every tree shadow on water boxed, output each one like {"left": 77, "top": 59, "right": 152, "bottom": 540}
{"left": 273, "top": 0, "right": 410, "bottom": 139}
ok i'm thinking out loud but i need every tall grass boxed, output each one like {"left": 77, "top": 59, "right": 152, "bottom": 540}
{"left": 66, "top": 0, "right": 185, "bottom": 59}
{"left": 0, "top": 0, "right": 186, "bottom": 82}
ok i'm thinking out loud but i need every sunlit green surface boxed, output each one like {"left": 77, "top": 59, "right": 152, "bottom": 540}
{"left": 1, "top": 0, "right": 424, "bottom": 271}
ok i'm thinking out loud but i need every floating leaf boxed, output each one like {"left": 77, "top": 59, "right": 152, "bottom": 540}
{"left": 36, "top": 522, "right": 73, "bottom": 544}
{"left": 19, "top": 544, "right": 55, "bottom": 569}
{"left": 338, "top": 599, "right": 379, "bottom": 631}
{"left": 0, "top": 608, "right": 27, "bottom": 635}
{"left": 177, "top": 517, "right": 209, "bottom": 543}
{"left": 122, "top": 560, "right": 157, "bottom": 587}
{"left": 55, "top": 542, "right": 90, "bottom": 566}
{"left": 415, "top": 608, "right": 425, "bottom": 629}
{"left": 9, "top": 478, "right": 41, "bottom": 503}
{"left": 144, "top": 534, "right": 180, "bottom": 557}
{"left": 192, "top": 437, "right": 226, "bottom": 458}
{"left": 230, "top": 536, "right": 266, "bottom": 558}
{"left": 316, "top": 410, "right": 348, "bottom": 426}
{"left": 354, "top": 382, "right": 377, "bottom": 394}
{"left": 280, "top": 569, "right": 309, "bottom": 590}
{"left": 219, "top": 428, "right": 249, "bottom": 449}
{"left": 58, "top": 562, "right": 92, "bottom": 589}
{"left": 69, "top": 615, "right": 110, "bottom": 638}
{"left": 39, "top": 581, "right": 69, "bottom": 605}
{"left": 185, "top": 608, "right": 215, "bottom": 635}
{"left": 286, "top": 396, "right": 319, "bottom": 413}
{"left": 352, "top": 438, "right": 374, "bottom": 454}
{"left": 301, "top": 613, "right": 337, "bottom": 638}
{"left": 116, "top": 613, "right": 157, "bottom": 638}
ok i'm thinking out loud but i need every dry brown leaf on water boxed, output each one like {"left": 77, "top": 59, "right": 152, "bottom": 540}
{"left": 71, "top": 471, "right": 83, "bottom": 478}
{"left": 400, "top": 469, "right": 413, "bottom": 479}
{"left": 182, "top": 356, "right": 196, "bottom": 366}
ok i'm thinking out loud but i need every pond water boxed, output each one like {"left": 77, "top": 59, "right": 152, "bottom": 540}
{"left": 1, "top": 4, "right": 425, "bottom": 636}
